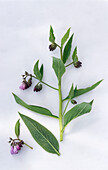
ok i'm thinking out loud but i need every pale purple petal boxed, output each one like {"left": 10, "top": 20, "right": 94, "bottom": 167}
{"left": 14, "top": 146, "right": 18, "bottom": 154}
{"left": 19, "top": 82, "right": 26, "bottom": 90}
{"left": 10, "top": 146, "right": 14, "bottom": 154}
{"left": 16, "top": 145, "right": 21, "bottom": 150}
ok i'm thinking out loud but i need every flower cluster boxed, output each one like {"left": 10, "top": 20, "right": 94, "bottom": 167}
{"left": 9, "top": 138, "right": 24, "bottom": 154}
{"left": 74, "top": 61, "right": 82, "bottom": 68}
{"left": 19, "top": 71, "right": 42, "bottom": 92}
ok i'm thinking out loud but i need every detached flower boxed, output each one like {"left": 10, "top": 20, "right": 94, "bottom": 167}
{"left": 9, "top": 138, "right": 32, "bottom": 155}
{"left": 34, "top": 84, "right": 42, "bottom": 92}
{"left": 74, "top": 61, "right": 82, "bottom": 68}
{"left": 49, "top": 43, "right": 57, "bottom": 51}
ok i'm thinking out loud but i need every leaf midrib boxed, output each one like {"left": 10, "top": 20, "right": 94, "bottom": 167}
{"left": 27, "top": 118, "right": 60, "bottom": 155}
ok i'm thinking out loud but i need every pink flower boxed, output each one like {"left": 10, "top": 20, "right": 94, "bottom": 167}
{"left": 16, "top": 145, "right": 21, "bottom": 150}
{"left": 19, "top": 81, "right": 28, "bottom": 90}
{"left": 10, "top": 146, "right": 14, "bottom": 154}
{"left": 10, "top": 146, "right": 18, "bottom": 154}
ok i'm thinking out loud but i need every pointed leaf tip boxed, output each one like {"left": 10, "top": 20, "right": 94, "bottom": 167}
{"left": 19, "top": 113, "right": 60, "bottom": 155}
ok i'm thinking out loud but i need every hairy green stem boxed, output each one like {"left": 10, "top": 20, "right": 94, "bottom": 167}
{"left": 24, "top": 142, "right": 33, "bottom": 149}
{"left": 32, "top": 75, "right": 58, "bottom": 91}
{"left": 58, "top": 80, "right": 63, "bottom": 141}
{"left": 65, "top": 62, "right": 74, "bottom": 67}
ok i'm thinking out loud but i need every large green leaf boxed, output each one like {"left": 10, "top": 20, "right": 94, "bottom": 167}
{"left": 61, "top": 28, "right": 71, "bottom": 48}
{"left": 64, "top": 100, "right": 93, "bottom": 129}
{"left": 33, "top": 60, "right": 42, "bottom": 81}
{"left": 62, "top": 34, "right": 74, "bottom": 64}
{"left": 63, "top": 80, "right": 103, "bottom": 101}
{"left": 19, "top": 113, "right": 60, "bottom": 156}
{"left": 12, "top": 93, "right": 58, "bottom": 119}
{"left": 52, "top": 57, "right": 65, "bottom": 81}
{"left": 49, "top": 26, "right": 55, "bottom": 43}
{"left": 15, "top": 119, "right": 20, "bottom": 138}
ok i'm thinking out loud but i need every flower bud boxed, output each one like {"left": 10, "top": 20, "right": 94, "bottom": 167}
{"left": 49, "top": 43, "right": 57, "bottom": 51}
{"left": 71, "top": 99, "right": 77, "bottom": 104}
{"left": 74, "top": 61, "right": 82, "bottom": 68}
{"left": 34, "top": 84, "right": 42, "bottom": 92}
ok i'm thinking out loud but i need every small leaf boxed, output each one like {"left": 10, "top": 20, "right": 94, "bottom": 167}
{"left": 72, "top": 47, "right": 78, "bottom": 63}
{"left": 33, "top": 60, "right": 42, "bottom": 81}
{"left": 12, "top": 93, "right": 58, "bottom": 119}
{"left": 61, "top": 28, "right": 71, "bottom": 48}
{"left": 40, "top": 64, "right": 43, "bottom": 80}
{"left": 52, "top": 57, "right": 65, "bottom": 80}
{"left": 64, "top": 100, "right": 93, "bottom": 129}
{"left": 69, "top": 83, "right": 74, "bottom": 99}
{"left": 63, "top": 34, "right": 74, "bottom": 64}
{"left": 49, "top": 26, "right": 55, "bottom": 43}
{"left": 19, "top": 113, "right": 60, "bottom": 156}
{"left": 63, "top": 80, "right": 103, "bottom": 101}
{"left": 15, "top": 119, "right": 20, "bottom": 138}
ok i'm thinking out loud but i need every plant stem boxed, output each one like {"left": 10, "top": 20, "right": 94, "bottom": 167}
{"left": 32, "top": 75, "right": 58, "bottom": 91}
{"left": 65, "top": 62, "right": 74, "bottom": 67}
{"left": 24, "top": 142, "right": 33, "bottom": 149}
{"left": 58, "top": 80, "right": 63, "bottom": 141}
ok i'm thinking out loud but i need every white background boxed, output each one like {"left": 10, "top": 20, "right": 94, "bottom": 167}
{"left": 0, "top": 0, "right": 108, "bottom": 170}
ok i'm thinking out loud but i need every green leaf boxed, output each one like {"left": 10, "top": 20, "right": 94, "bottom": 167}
{"left": 52, "top": 57, "right": 65, "bottom": 80}
{"left": 33, "top": 60, "right": 42, "bottom": 81}
{"left": 69, "top": 83, "right": 74, "bottom": 100}
{"left": 12, "top": 93, "right": 58, "bottom": 119}
{"left": 64, "top": 100, "right": 93, "bottom": 129}
{"left": 40, "top": 64, "right": 43, "bottom": 80}
{"left": 63, "top": 80, "right": 103, "bottom": 101}
{"left": 61, "top": 28, "right": 71, "bottom": 48}
{"left": 63, "top": 34, "right": 74, "bottom": 64}
{"left": 15, "top": 119, "right": 20, "bottom": 138}
{"left": 72, "top": 47, "right": 78, "bottom": 63}
{"left": 49, "top": 26, "right": 55, "bottom": 43}
{"left": 19, "top": 113, "right": 60, "bottom": 156}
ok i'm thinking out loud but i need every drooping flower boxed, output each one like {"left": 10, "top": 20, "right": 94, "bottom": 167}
{"left": 74, "top": 61, "right": 82, "bottom": 68}
{"left": 49, "top": 43, "right": 57, "bottom": 51}
{"left": 19, "top": 81, "right": 28, "bottom": 90}
{"left": 34, "top": 84, "right": 42, "bottom": 92}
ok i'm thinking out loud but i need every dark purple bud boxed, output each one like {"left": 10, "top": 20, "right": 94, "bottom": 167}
{"left": 74, "top": 61, "right": 82, "bottom": 68}
{"left": 34, "top": 84, "right": 42, "bottom": 92}
{"left": 71, "top": 99, "right": 77, "bottom": 104}
{"left": 49, "top": 43, "right": 57, "bottom": 51}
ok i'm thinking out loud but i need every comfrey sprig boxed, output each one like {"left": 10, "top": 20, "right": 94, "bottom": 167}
{"left": 9, "top": 119, "right": 33, "bottom": 155}
{"left": 12, "top": 26, "right": 103, "bottom": 156}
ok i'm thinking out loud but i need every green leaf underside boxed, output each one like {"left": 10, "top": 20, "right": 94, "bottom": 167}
{"left": 19, "top": 113, "right": 60, "bottom": 156}
{"left": 40, "top": 64, "right": 43, "bottom": 80}
{"left": 61, "top": 28, "right": 71, "bottom": 48}
{"left": 64, "top": 100, "right": 93, "bottom": 129}
{"left": 72, "top": 47, "right": 78, "bottom": 63}
{"left": 15, "top": 119, "right": 20, "bottom": 138}
{"left": 63, "top": 80, "right": 103, "bottom": 101}
{"left": 33, "top": 60, "right": 42, "bottom": 81}
{"left": 63, "top": 34, "right": 74, "bottom": 64}
{"left": 49, "top": 26, "right": 55, "bottom": 43}
{"left": 12, "top": 93, "right": 58, "bottom": 119}
{"left": 52, "top": 57, "right": 65, "bottom": 80}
